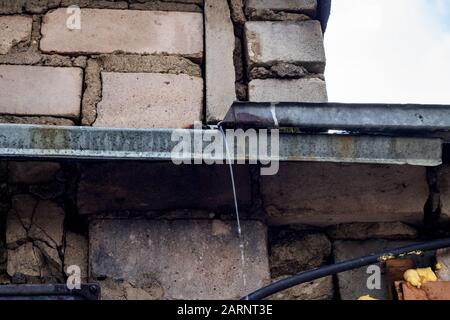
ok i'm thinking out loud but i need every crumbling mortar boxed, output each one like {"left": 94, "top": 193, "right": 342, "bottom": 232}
{"left": 248, "top": 60, "right": 326, "bottom": 78}
{"left": 90, "top": 71, "right": 103, "bottom": 125}
{"left": 227, "top": 0, "right": 246, "bottom": 35}
{"left": 77, "top": 64, "right": 87, "bottom": 126}
{"left": 31, "top": 14, "right": 42, "bottom": 47}
{"left": 81, "top": 58, "right": 101, "bottom": 125}
{"left": 36, "top": 49, "right": 205, "bottom": 65}
{"left": 249, "top": 64, "right": 325, "bottom": 81}
{"left": 1, "top": 0, "right": 204, "bottom": 14}
{"left": 226, "top": 0, "right": 248, "bottom": 101}
{"left": 0, "top": 114, "right": 78, "bottom": 122}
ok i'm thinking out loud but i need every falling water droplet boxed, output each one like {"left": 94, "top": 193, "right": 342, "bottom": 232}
{"left": 219, "top": 125, "right": 247, "bottom": 289}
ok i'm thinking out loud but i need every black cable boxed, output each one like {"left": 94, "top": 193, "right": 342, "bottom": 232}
{"left": 242, "top": 237, "right": 450, "bottom": 300}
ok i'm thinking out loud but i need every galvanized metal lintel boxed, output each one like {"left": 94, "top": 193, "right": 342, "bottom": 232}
{"left": 222, "top": 102, "right": 450, "bottom": 138}
{"left": 0, "top": 124, "right": 442, "bottom": 166}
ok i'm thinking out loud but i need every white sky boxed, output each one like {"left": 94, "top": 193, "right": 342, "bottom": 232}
{"left": 324, "top": 0, "right": 450, "bottom": 104}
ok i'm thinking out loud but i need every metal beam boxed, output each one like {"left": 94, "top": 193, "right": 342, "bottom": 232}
{"left": 222, "top": 102, "right": 450, "bottom": 136}
{"left": 0, "top": 124, "right": 442, "bottom": 166}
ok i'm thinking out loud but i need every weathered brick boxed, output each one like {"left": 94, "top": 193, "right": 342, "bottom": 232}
{"left": 0, "top": 65, "right": 82, "bottom": 118}
{"left": 129, "top": 1, "right": 201, "bottom": 12}
{"left": 60, "top": 0, "right": 128, "bottom": 9}
{"left": 7, "top": 243, "right": 43, "bottom": 278}
{"left": 0, "top": 16, "right": 32, "bottom": 54}
{"left": 0, "top": 116, "right": 75, "bottom": 126}
{"left": 205, "top": 0, "right": 237, "bottom": 123}
{"left": 247, "top": 0, "right": 317, "bottom": 16}
{"left": 89, "top": 219, "right": 270, "bottom": 299}
{"left": 248, "top": 78, "right": 327, "bottom": 102}
{"left": 262, "top": 163, "right": 428, "bottom": 226}
{"left": 93, "top": 72, "right": 203, "bottom": 129}
{"left": 401, "top": 282, "right": 450, "bottom": 300}
{"left": 77, "top": 162, "right": 252, "bottom": 215}
{"left": 0, "top": 1, "right": 62, "bottom": 15}
{"left": 245, "top": 20, "right": 325, "bottom": 73}
{"left": 248, "top": 10, "right": 311, "bottom": 22}
{"left": 0, "top": 0, "right": 25, "bottom": 14}
{"left": 41, "top": 9, "right": 203, "bottom": 58}
{"left": 229, "top": 0, "right": 246, "bottom": 25}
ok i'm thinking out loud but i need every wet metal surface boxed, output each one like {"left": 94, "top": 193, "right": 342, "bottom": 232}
{"left": 0, "top": 124, "right": 442, "bottom": 166}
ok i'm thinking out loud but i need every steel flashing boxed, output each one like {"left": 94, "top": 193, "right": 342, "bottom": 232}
{"left": 0, "top": 124, "right": 442, "bottom": 166}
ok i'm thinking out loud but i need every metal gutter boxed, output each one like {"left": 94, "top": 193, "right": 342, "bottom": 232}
{"left": 317, "top": 0, "right": 332, "bottom": 32}
{"left": 222, "top": 102, "right": 450, "bottom": 138}
{"left": 0, "top": 124, "right": 442, "bottom": 166}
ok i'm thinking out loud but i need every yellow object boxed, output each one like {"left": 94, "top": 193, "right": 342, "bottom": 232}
{"left": 358, "top": 295, "right": 377, "bottom": 300}
{"left": 416, "top": 267, "right": 438, "bottom": 282}
{"left": 404, "top": 269, "right": 422, "bottom": 288}
{"left": 435, "top": 262, "right": 442, "bottom": 270}
{"left": 403, "top": 267, "right": 438, "bottom": 288}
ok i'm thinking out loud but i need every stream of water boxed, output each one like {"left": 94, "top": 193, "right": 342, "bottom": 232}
{"left": 219, "top": 126, "right": 248, "bottom": 292}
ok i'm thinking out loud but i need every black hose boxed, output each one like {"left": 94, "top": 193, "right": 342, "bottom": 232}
{"left": 241, "top": 237, "right": 450, "bottom": 300}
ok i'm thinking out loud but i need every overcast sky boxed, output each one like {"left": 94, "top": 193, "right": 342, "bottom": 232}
{"left": 324, "top": 0, "right": 450, "bottom": 104}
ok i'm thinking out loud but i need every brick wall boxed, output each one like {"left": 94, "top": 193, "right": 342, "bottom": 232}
{"left": 0, "top": 1, "right": 445, "bottom": 301}
{"left": 0, "top": 0, "right": 326, "bottom": 127}
{"left": 0, "top": 160, "right": 440, "bottom": 300}
{"left": 0, "top": 1, "right": 204, "bottom": 127}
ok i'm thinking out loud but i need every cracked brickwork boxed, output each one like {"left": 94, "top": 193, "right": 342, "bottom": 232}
{"left": 0, "top": 159, "right": 442, "bottom": 301}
